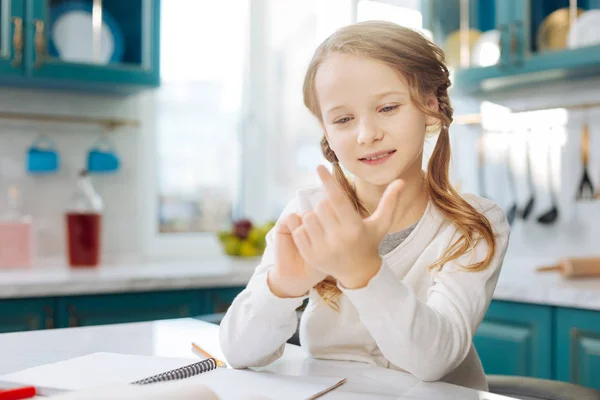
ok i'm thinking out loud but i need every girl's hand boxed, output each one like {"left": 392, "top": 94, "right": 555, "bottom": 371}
{"left": 267, "top": 212, "right": 327, "bottom": 298}
{"left": 292, "top": 165, "right": 405, "bottom": 289}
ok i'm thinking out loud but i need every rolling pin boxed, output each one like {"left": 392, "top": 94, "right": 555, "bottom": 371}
{"left": 536, "top": 257, "right": 600, "bottom": 278}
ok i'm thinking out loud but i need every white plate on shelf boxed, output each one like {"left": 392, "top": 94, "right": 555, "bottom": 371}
{"left": 50, "top": 3, "right": 124, "bottom": 65}
{"left": 567, "top": 9, "right": 600, "bottom": 48}
{"left": 471, "top": 29, "right": 501, "bottom": 67}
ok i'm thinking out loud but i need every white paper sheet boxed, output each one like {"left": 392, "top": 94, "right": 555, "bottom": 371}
{"left": 0, "top": 352, "right": 345, "bottom": 400}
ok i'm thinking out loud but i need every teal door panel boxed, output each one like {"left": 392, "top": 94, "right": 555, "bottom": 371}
{"left": 0, "top": 298, "right": 55, "bottom": 333}
{"left": 427, "top": 0, "right": 520, "bottom": 93}
{"left": 474, "top": 300, "right": 552, "bottom": 378}
{"left": 55, "top": 290, "right": 204, "bottom": 328}
{"left": 27, "top": 0, "right": 159, "bottom": 86}
{"left": 556, "top": 307, "right": 600, "bottom": 390}
{"left": 0, "top": 0, "right": 25, "bottom": 76}
{"left": 204, "top": 287, "right": 245, "bottom": 314}
{"left": 457, "top": 0, "right": 600, "bottom": 92}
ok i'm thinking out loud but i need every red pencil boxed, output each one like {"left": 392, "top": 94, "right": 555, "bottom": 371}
{"left": 0, "top": 386, "right": 37, "bottom": 400}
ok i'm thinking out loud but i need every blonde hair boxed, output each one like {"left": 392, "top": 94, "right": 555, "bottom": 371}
{"left": 302, "top": 21, "right": 496, "bottom": 309}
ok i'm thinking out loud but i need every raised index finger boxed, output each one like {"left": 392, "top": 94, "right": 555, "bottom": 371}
{"left": 316, "top": 165, "right": 361, "bottom": 222}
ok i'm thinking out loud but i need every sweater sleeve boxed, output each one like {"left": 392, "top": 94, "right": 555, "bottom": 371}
{"left": 338, "top": 203, "right": 510, "bottom": 381}
{"left": 219, "top": 198, "right": 308, "bottom": 369}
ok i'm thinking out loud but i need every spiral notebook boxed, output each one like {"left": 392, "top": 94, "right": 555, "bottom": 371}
{"left": 0, "top": 352, "right": 346, "bottom": 399}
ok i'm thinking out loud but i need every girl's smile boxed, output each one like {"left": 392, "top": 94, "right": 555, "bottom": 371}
{"left": 359, "top": 149, "right": 397, "bottom": 165}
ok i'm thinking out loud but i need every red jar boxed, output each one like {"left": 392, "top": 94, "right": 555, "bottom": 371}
{"left": 65, "top": 170, "right": 104, "bottom": 267}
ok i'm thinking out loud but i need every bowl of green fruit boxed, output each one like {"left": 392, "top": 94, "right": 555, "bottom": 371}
{"left": 217, "top": 218, "right": 276, "bottom": 258}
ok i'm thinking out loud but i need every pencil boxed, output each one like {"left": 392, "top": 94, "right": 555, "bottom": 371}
{"left": 191, "top": 342, "right": 227, "bottom": 368}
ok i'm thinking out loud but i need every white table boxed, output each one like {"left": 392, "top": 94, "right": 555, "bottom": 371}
{"left": 0, "top": 318, "right": 515, "bottom": 399}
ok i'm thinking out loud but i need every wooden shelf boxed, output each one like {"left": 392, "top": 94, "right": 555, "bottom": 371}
{"left": 454, "top": 99, "right": 600, "bottom": 126}
{"left": 0, "top": 111, "right": 139, "bottom": 130}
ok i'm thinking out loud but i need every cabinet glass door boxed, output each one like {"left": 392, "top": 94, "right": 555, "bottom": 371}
{"left": 518, "top": 0, "right": 600, "bottom": 60}
{"left": 30, "top": 0, "right": 158, "bottom": 84}
{"left": 0, "top": 0, "right": 24, "bottom": 75}
{"left": 425, "top": 0, "right": 509, "bottom": 72}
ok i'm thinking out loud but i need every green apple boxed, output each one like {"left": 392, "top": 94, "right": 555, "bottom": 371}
{"left": 223, "top": 237, "right": 242, "bottom": 256}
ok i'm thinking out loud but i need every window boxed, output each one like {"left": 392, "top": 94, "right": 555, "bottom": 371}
{"left": 260, "top": 0, "right": 355, "bottom": 219}
{"left": 357, "top": 0, "right": 422, "bottom": 27}
{"left": 156, "top": 0, "right": 248, "bottom": 235}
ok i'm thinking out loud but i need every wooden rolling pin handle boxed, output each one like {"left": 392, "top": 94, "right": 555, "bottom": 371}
{"left": 536, "top": 257, "right": 600, "bottom": 278}
{"left": 536, "top": 265, "right": 562, "bottom": 272}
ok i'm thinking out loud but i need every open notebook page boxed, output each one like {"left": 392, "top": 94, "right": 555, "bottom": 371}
{"left": 0, "top": 352, "right": 345, "bottom": 400}
{"left": 0, "top": 353, "right": 200, "bottom": 395}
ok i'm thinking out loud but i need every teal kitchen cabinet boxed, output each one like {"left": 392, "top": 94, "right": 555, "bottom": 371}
{"left": 423, "top": 0, "right": 600, "bottom": 93}
{"left": 55, "top": 290, "right": 204, "bottom": 328}
{"left": 507, "top": 0, "right": 600, "bottom": 83}
{"left": 555, "top": 307, "right": 600, "bottom": 390}
{"left": 423, "top": 0, "right": 517, "bottom": 91}
{"left": 473, "top": 300, "right": 553, "bottom": 379}
{"left": 28, "top": 0, "right": 160, "bottom": 89}
{"left": 203, "top": 287, "right": 245, "bottom": 314}
{"left": 0, "top": 0, "right": 159, "bottom": 92}
{"left": 0, "top": 298, "right": 55, "bottom": 332}
{"left": 0, "top": 0, "right": 25, "bottom": 77}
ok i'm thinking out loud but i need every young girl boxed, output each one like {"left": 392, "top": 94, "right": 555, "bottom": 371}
{"left": 219, "top": 21, "right": 510, "bottom": 391}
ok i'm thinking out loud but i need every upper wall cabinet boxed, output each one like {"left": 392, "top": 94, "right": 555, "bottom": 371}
{"left": 423, "top": 0, "right": 600, "bottom": 93}
{"left": 0, "top": 0, "right": 160, "bottom": 94}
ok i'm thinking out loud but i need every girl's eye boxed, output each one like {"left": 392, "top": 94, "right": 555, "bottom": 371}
{"left": 333, "top": 117, "right": 352, "bottom": 124}
{"left": 380, "top": 105, "right": 399, "bottom": 113}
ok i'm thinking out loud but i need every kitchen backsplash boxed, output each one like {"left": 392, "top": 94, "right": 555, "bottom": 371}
{"left": 0, "top": 74, "right": 600, "bottom": 266}
{"left": 0, "top": 88, "right": 147, "bottom": 264}
{"left": 451, "top": 75, "right": 600, "bottom": 260}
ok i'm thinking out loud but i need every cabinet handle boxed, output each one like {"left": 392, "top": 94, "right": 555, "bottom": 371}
{"left": 497, "top": 24, "right": 509, "bottom": 69}
{"left": 68, "top": 305, "right": 79, "bottom": 327}
{"left": 34, "top": 19, "right": 46, "bottom": 68}
{"left": 179, "top": 305, "right": 190, "bottom": 317}
{"left": 510, "top": 21, "right": 524, "bottom": 67}
{"left": 44, "top": 306, "right": 55, "bottom": 329}
{"left": 26, "top": 316, "right": 38, "bottom": 330}
{"left": 11, "top": 17, "right": 22, "bottom": 67}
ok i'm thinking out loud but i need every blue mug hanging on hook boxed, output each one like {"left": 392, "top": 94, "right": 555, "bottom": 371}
{"left": 87, "top": 134, "right": 120, "bottom": 174}
{"left": 26, "top": 135, "right": 60, "bottom": 174}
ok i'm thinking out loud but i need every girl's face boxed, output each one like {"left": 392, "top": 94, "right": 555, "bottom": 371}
{"left": 315, "top": 53, "right": 437, "bottom": 187}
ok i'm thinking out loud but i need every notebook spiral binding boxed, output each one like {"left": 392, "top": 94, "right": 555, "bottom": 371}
{"left": 131, "top": 358, "right": 218, "bottom": 385}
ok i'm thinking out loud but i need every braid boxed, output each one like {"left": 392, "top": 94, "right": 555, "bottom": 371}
{"left": 436, "top": 83, "right": 454, "bottom": 127}
{"left": 425, "top": 81, "right": 496, "bottom": 273}
{"left": 320, "top": 136, "right": 338, "bottom": 163}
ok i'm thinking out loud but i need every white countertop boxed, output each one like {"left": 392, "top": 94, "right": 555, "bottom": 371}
{"left": 1, "top": 254, "right": 600, "bottom": 311}
{"left": 492, "top": 255, "right": 600, "bottom": 311}
{"left": 0, "top": 318, "right": 515, "bottom": 399}
{"left": 0, "top": 257, "right": 259, "bottom": 299}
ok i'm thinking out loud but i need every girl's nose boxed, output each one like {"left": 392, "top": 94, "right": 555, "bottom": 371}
{"left": 357, "top": 118, "right": 383, "bottom": 144}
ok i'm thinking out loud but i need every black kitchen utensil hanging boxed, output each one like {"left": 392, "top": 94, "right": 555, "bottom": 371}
{"left": 576, "top": 112, "right": 595, "bottom": 200}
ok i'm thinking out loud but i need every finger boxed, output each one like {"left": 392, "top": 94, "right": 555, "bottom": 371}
{"left": 302, "top": 211, "right": 326, "bottom": 244}
{"left": 316, "top": 165, "right": 360, "bottom": 222}
{"left": 292, "top": 225, "right": 314, "bottom": 263}
{"left": 278, "top": 213, "right": 302, "bottom": 234}
{"left": 365, "top": 179, "right": 405, "bottom": 236}
{"left": 314, "top": 200, "right": 338, "bottom": 231}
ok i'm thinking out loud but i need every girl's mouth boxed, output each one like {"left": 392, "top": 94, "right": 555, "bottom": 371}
{"left": 359, "top": 150, "right": 396, "bottom": 165}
